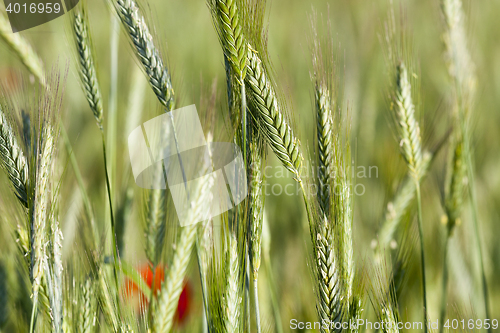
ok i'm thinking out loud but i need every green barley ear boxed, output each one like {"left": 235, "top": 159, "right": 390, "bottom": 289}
{"left": 0, "top": 101, "right": 29, "bottom": 207}
{"left": 0, "top": 14, "right": 46, "bottom": 87}
{"left": 70, "top": 6, "right": 104, "bottom": 130}
{"left": 115, "top": 0, "right": 175, "bottom": 110}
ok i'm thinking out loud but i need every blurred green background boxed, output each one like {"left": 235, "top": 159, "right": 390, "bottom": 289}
{"left": 1, "top": 0, "right": 500, "bottom": 331}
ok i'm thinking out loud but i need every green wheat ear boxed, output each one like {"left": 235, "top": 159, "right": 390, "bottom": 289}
{"left": 245, "top": 46, "right": 302, "bottom": 180}
{"left": 0, "top": 105, "right": 29, "bottom": 207}
{"left": 394, "top": 63, "right": 422, "bottom": 179}
{"left": 71, "top": 9, "right": 104, "bottom": 129}
{"left": 115, "top": 0, "right": 175, "bottom": 110}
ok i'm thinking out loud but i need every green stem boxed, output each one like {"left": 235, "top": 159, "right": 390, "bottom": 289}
{"left": 415, "top": 181, "right": 428, "bottom": 333}
{"left": 101, "top": 132, "right": 121, "bottom": 315}
{"left": 147, "top": 263, "right": 156, "bottom": 327}
{"left": 120, "top": 260, "right": 151, "bottom": 297}
{"left": 463, "top": 131, "right": 491, "bottom": 332}
{"left": 439, "top": 232, "right": 450, "bottom": 333}
{"left": 241, "top": 81, "right": 247, "bottom": 167}
{"left": 254, "top": 278, "right": 262, "bottom": 333}
{"left": 29, "top": 298, "right": 37, "bottom": 333}
{"left": 60, "top": 123, "right": 98, "bottom": 244}
{"left": 245, "top": 257, "right": 251, "bottom": 333}
{"left": 264, "top": 250, "right": 283, "bottom": 333}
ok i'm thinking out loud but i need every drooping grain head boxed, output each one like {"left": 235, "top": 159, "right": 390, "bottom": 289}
{"left": 0, "top": 104, "right": 29, "bottom": 207}
{"left": 115, "top": 0, "right": 175, "bottom": 110}
{"left": 245, "top": 46, "right": 302, "bottom": 180}
{"left": 71, "top": 9, "right": 104, "bottom": 130}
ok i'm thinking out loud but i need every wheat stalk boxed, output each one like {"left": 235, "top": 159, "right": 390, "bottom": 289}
{"left": 376, "top": 151, "right": 432, "bottom": 255}
{"left": 115, "top": 0, "right": 175, "bottom": 110}
{"left": 439, "top": 0, "right": 490, "bottom": 329}
{"left": 0, "top": 14, "right": 45, "bottom": 86}
{"left": 245, "top": 46, "right": 302, "bottom": 180}
{"left": 71, "top": 10, "right": 104, "bottom": 130}
{"left": 0, "top": 106, "right": 29, "bottom": 207}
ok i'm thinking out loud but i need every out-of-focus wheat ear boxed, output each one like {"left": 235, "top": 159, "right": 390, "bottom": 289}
{"left": 248, "top": 133, "right": 265, "bottom": 281}
{"left": 78, "top": 277, "right": 97, "bottom": 333}
{"left": 314, "top": 217, "right": 343, "bottom": 333}
{"left": 154, "top": 224, "right": 197, "bottom": 333}
{"left": 0, "top": 105, "right": 29, "bottom": 207}
{"left": 0, "top": 14, "right": 46, "bottom": 87}
{"left": 98, "top": 267, "right": 120, "bottom": 332}
{"left": 245, "top": 46, "right": 302, "bottom": 180}
{"left": 440, "top": 0, "right": 490, "bottom": 327}
{"left": 71, "top": 9, "right": 104, "bottom": 130}
{"left": 315, "top": 83, "right": 334, "bottom": 214}
{"left": 143, "top": 164, "right": 167, "bottom": 266}
{"left": 376, "top": 151, "right": 432, "bottom": 256}
{"left": 30, "top": 125, "right": 55, "bottom": 312}
{"left": 394, "top": 63, "right": 422, "bottom": 179}
{"left": 379, "top": 305, "right": 400, "bottom": 333}
{"left": 225, "top": 231, "right": 244, "bottom": 332}
{"left": 441, "top": 0, "right": 476, "bottom": 105}
{"left": 327, "top": 114, "right": 354, "bottom": 302}
{"left": 45, "top": 210, "right": 63, "bottom": 333}
{"left": 115, "top": 0, "right": 175, "bottom": 110}
{"left": 444, "top": 138, "right": 466, "bottom": 235}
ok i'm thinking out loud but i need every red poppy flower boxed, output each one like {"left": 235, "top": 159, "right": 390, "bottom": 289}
{"left": 123, "top": 263, "right": 191, "bottom": 325}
